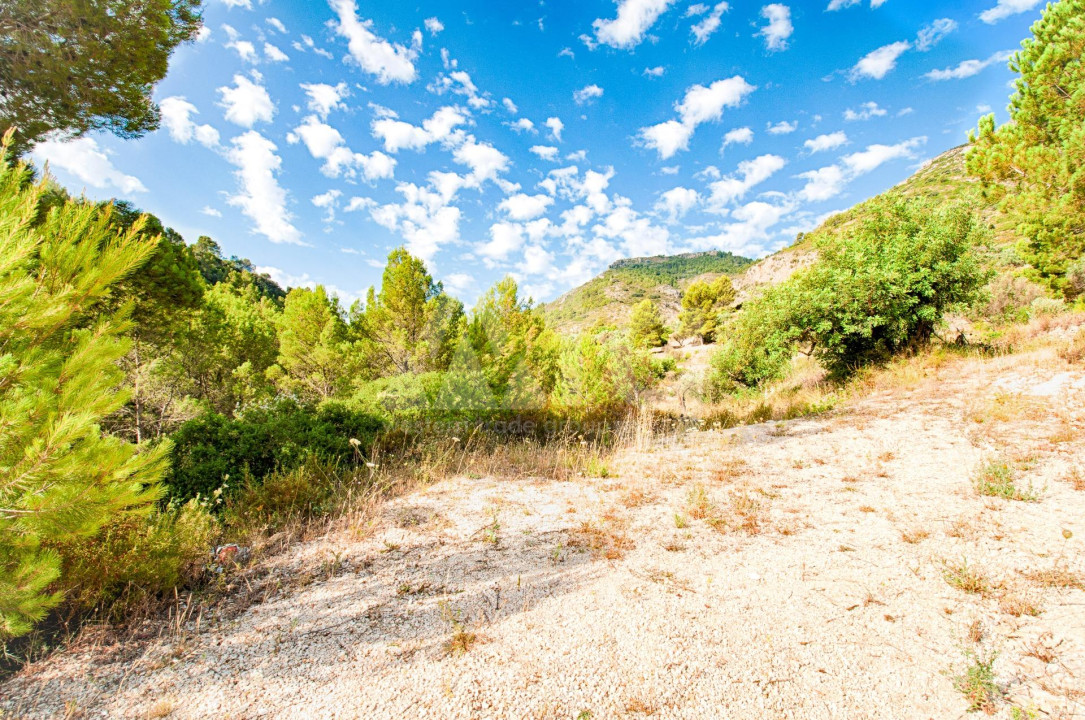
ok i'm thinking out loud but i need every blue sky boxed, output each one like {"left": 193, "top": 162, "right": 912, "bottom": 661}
{"left": 30, "top": 0, "right": 1046, "bottom": 306}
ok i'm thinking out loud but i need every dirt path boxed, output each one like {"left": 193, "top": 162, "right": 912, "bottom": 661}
{"left": 4, "top": 348, "right": 1085, "bottom": 719}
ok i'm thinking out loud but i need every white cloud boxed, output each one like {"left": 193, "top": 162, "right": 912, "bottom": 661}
{"left": 225, "top": 131, "right": 303, "bottom": 245}
{"left": 722, "top": 126, "right": 754, "bottom": 149}
{"left": 797, "top": 165, "right": 846, "bottom": 202}
{"left": 500, "top": 193, "right": 554, "bottom": 221}
{"left": 502, "top": 98, "right": 518, "bottom": 114}
{"left": 264, "top": 43, "right": 289, "bottom": 62}
{"left": 685, "top": 198, "right": 792, "bottom": 257}
{"left": 640, "top": 76, "right": 755, "bottom": 159}
{"left": 329, "top": 0, "right": 419, "bottom": 84}
{"left": 371, "top": 106, "right": 468, "bottom": 153}
{"left": 201, "top": 205, "right": 222, "bottom": 217}
{"left": 428, "top": 69, "right": 492, "bottom": 109}
{"left": 804, "top": 131, "right": 848, "bottom": 153}
{"left": 916, "top": 18, "right": 957, "bottom": 51}
{"left": 366, "top": 180, "right": 463, "bottom": 261}
{"left": 656, "top": 186, "right": 700, "bottom": 221}
{"left": 851, "top": 41, "right": 911, "bottom": 81}
{"left": 478, "top": 221, "right": 526, "bottom": 262}
{"left": 925, "top": 51, "right": 1012, "bottom": 81}
{"left": 312, "top": 189, "right": 342, "bottom": 223}
{"left": 767, "top": 120, "right": 797, "bottom": 135}
{"left": 218, "top": 0, "right": 252, "bottom": 8}
{"left": 196, "top": 26, "right": 211, "bottom": 42}
{"left": 643, "top": 66, "right": 666, "bottom": 77}
{"left": 979, "top": 0, "right": 1042, "bottom": 24}
{"left": 545, "top": 117, "right": 564, "bottom": 142}
{"left": 530, "top": 145, "right": 560, "bottom": 161}
{"left": 300, "top": 82, "right": 349, "bottom": 118}
{"left": 574, "top": 84, "right": 604, "bottom": 105}
{"left": 453, "top": 136, "right": 510, "bottom": 187}
{"left": 509, "top": 118, "right": 536, "bottom": 134}
{"left": 759, "top": 4, "right": 792, "bottom": 51}
{"left": 691, "top": 2, "right": 729, "bottom": 45}
{"left": 843, "top": 101, "right": 887, "bottom": 121}
{"left": 226, "top": 39, "right": 257, "bottom": 63}
{"left": 840, "top": 137, "right": 925, "bottom": 174}
{"left": 424, "top": 17, "right": 444, "bottom": 35}
{"left": 443, "top": 273, "right": 473, "bottom": 295}
{"left": 217, "top": 74, "right": 275, "bottom": 128}
{"left": 592, "top": 0, "right": 679, "bottom": 49}
{"left": 705, "top": 154, "right": 786, "bottom": 210}
{"left": 31, "top": 136, "right": 147, "bottom": 194}
{"left": 799, "top": 137, "right": 926, "bottom": 200}
{"left": 266, "top": 17, "right": 287, "bottom": 33}
{"left": 288, "top": 115, "right": 396, "bottom": 181}
{"left": 159, "top": 96, "right": 220, "bottom": 148}
{"left": 827, "top": 0, "right": 887, "bottom": 8}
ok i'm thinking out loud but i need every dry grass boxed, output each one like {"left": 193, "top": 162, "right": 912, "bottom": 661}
{"left": 972, "top": 460, "right": 1041, "bottom": 502}
{"left": 142, "top": 700, "right": 175, "bottom": 719}
{"left": 1057, "top": 329, "right": 1085, "bottom": 364}
{"left": 1064, "top": 466, "right": 1085, "bottom": 492}
{"left": 998, "top": 588, "right": 1043, "bottom": 618}
{"left": 1023, "top": 632, "right": 1061, "bottom": 664}
{"left": 569, "top": 510, "right": 634, "bottom": 560}
{"left": 943, "top": 559, "right": 996, "bottom": 597}
{"left": 901, "top": 527, "right": 931, "bottom": 544}
{"left": 1025, "top": 566, "right": 1083, "bottom": 590}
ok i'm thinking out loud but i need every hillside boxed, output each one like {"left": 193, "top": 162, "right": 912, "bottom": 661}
{"left": 548, "top": 144, "right": 1024, "bottom": 330}
{"left": 541, "top": 251, "right": 753, "bottom": 334}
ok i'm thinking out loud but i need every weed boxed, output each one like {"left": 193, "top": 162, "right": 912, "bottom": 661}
{"left": 901, "top": 527, "right": 930, "bottom": 544}
{"left": 624, "top": 696, "right": 658, "bottom": 715}
{"left": 973, "top": 461, "right": 1041, "bottom": 502}
{"left": 966, "top": 620, "right": 984, "bottom": 644}
{"left": 686, "top": 485, "right": 713, "bottom": 520}
{"left": 998, "top": 589, "right": 1042, "bottom": 618}
{"left": 1025, "top": 566, "right": 1083, "bottom": 590}
{"left": 143, "top": 700, "right": 175, "bottom": 719}
{"left": 569, "top": 511, "right": 634, "bottom": 560}
{"left": 953, "top": 649, "right": 1001, "bottom": 714}
{"left": 439, "top": 601, "right": 478, "bottom": 656}
{"left": 1023, "top": 632, "right": 1061, "bottom": 664}
{"left": 673, "top": 513, "right": 689, "bottom": 529}
{"left": 1064, "top": 466, "right": 1085, "bottom": 491}
{"left": 943, "top": 560, "right": 994, "bottom": 596}
{"left": 858, "top": 505, "right": 876, "bottom": 513}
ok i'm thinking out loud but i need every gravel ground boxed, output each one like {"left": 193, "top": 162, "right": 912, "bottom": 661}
{"left": 3, "top": 347, "right": 1085, "bottom": 719}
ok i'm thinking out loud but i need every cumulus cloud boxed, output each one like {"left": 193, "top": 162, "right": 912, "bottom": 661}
{"left": 424, "top": 17, "right": 444, "bottom": 35}
{"left": 159, "top": 96, "right": 220, "bottom": 147}
{"left": 371, "top": 106, "right": 468, "bottom": 153}
{"left": 217, "top": 74, "right": 275, "bottom": 127}
{"left": 798, "top": 136, "right": 925, "bottom": 202}
{"left": 574, "top": 84, "right": 604, "bottom": 105}
{"left": 365, "top": 180, "right": 463, "bottom": 261}
{"left": 225, "top": 131, "right": 303, "bottom": 245}
{"left": 656, "top": 186, "right": 700, "bottom": 221}
{"left": 843, "top": 101, "right": 887, "bottom": 121}
{"left": 330, "top": 0, "right": 419, "bottom": 84}
{"left": 759, "top": 4, "right": 792, "bottom": 51}
{"left": 640, "top": 76, "right": 756, "bottom": 159}
{"left": 850, "top": 41, "right": 911, "bottom": 81}
{"left": 916, "top": 18, "right": 957, "bottom": 51}
{"left": 925, "top": 51, "right": 1012, "bottom": 81}
{"left": 767, "top": 120, "right": 797, "bottom": 135}
{"left": 266, "top": 17, "right": 287, "bottom": 33}
{"left": 691, "top": 2, "right": 729, "bottom": 46}
{"left": 288, "top": 115, "right": 396, "bottom": 181}
{"left": 705, "top": 154, "right": 786, "bottom": 210}
{"left": 499, "top": 193, "right": 554, "bottom": 221}
{"left": 979, "top": 0, "right": 1042, "bottom": 24}
{"left": 32, "top": 136, "right": 147, "bottom": 194}
{"left": 545, "top": 117, "right": 564, "bottom": 142}
{"left": 428, "top": 69, "right": 492, "bottom": 109}
{"left": 300, "top": 82, "right": 349, "bottom": 118}
{"left": 530, "top": 145, "right": 560, "bottom": 161}
{"left": 644, "top": 66, "right": 665, "bottom": 77}
{"left": 592, "top": 0, "right": 679, "bottom": 49}
{"left": 804, "top": 131, "right": 848, "bottom": 153}
{"left": 263, "top": 42, "right": 289, "bottom": 62}
{"left": 722, "top": 126, "right": 754, "bottom": 150}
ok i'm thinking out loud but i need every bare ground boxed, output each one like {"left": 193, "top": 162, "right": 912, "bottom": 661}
{"left": 3, "top": 344, "right": 1085, "bottom": 719}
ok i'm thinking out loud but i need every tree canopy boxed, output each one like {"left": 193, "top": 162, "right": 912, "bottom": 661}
{"left": 0, "top": 0, "right": 203, "bottom": 155}
{"left": 967, "top": 0, "right": 1085, "bottom": 293}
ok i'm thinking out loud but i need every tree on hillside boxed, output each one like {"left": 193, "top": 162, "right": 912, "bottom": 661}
{"left": 629, "top": 299, "right": 668, "bottom": 348}
{"left": 466, "top": 276, "right": 559, "bottom": 408}
{"left": 355, "top": 249, "right": 464, "bottom": 376}
{"left": 192, "top": 236, "right": 286, "bottom": 302}
{"left": 272, "top": 286, "right": 354, "bottom": 402}
{"left": 677, "top": 276, "right": 736, "bottom": 344}
{"left": 0, "top": 0, "right": 203, "bottom": 155}
{"left": 967, "top": 0, "right": 1085, "bottom": 294}
{"left": 0, "top": 148, "right": 168, "bottom": 638}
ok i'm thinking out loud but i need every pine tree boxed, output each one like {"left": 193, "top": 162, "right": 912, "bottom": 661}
{"left": 629, "top": 299, "right": 668, "bottom": 348}
{"left": 0, "top": 142, "right": 168, "bottom": 638}
{"left": 967, "top": 0, "right": 1085, "bottom": 293}
{"left": 272, "top": 286, "right": 353, "bottom": 402}
{"left": 677, "top": 276, "right": 736, "bottom": 344}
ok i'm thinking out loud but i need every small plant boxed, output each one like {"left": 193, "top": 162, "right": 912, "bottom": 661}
{"left": 998, "top": 589, "right": 1042, "bottom": 618}
{"left": 439, "top": 601, "right": 478, "bottom": 656}
{"left": 943, "top": 559, "right": 994, "bottom": 596}
{"left": 673, "top": 513, "right": 689, "bottom": 529}
{"left": 953, "top": 649, "right": 1001, "bottom": 714}
{"left": 972, "top": 460, "right": 1041, "bottom": 502}
{"left": 686, "top": 485, "right": 713, "bottom": 520}
{"left": 901, "top": 527, "right": 930, "bottom": 544}
{"left": 1025, "top": 566, "right": 1083, "bottom": 590}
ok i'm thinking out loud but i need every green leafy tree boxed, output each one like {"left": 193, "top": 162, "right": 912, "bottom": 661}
{"left": 709, "top": 198, "right": 988, "bottom": 390}
{"left": 192, "top": 236, "right": 286, "bottom": 303}
{"left": 272, "top": 286, "right": 354, "bottom": 402}
{"left": 552, "top": 333, "right": 653, "bottom": 418}
{"left": 629, "top": 299, "right": 668, "bottom": 348}
{"left": 355, "top": 248, "right": 463, "bottom": 376}
{"left": 466, "top": 276, "right": 559, "bottom": 409}
{"left": 678, "top": 276, "right": 736, "bottom": 344}
{"left": 967, "top": 0, "right": 1085, "bottom": 293}
{"left": 0, "top": 150, "right": 168, "bottom": 638}
{"left": 0, "top": 0, "right": 203, "bottom": 155}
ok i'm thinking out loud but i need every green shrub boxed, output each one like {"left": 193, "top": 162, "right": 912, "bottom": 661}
{"left": 649, "top": 356, "right": 677, "bottom": 378}
{"left": 350, "top": 371, "right": 446, "bottom": 425}
{"left": 553, "top": 334, "right": 654, "bottom": 419}
{"left": 223, "top": 457, "right": 346, "bottom": 532}
{"left": 52, "top": 500, "right": 217, "bottom": 620}
{"left": 167, "top": 399, "right": 384, "bottom": 502}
